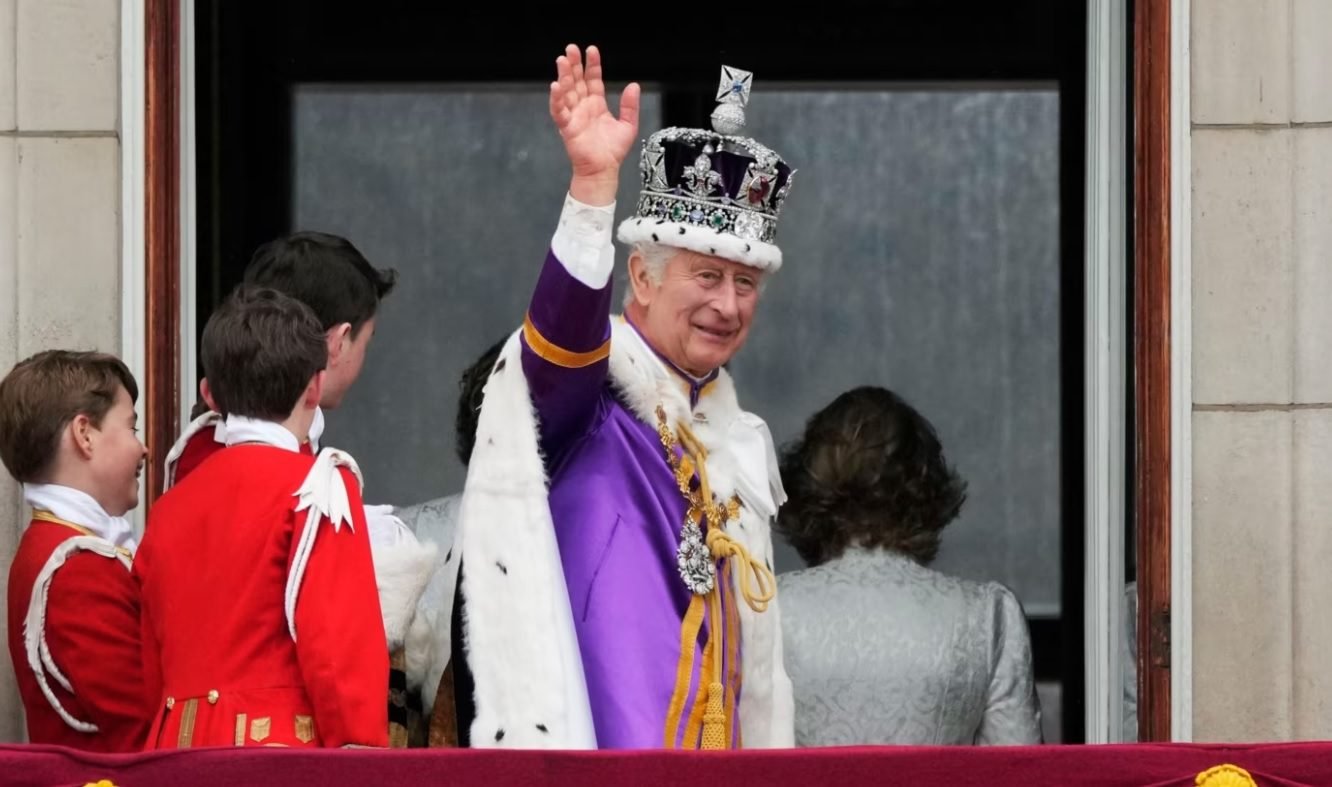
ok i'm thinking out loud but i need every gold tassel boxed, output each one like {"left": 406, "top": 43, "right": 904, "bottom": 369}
{"left": 700, "top": 681, "right": 728, "bottom": 750}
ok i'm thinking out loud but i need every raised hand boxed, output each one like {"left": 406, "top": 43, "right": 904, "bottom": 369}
{"left": 549, "top": 44, "right": 640, "bottom": 205}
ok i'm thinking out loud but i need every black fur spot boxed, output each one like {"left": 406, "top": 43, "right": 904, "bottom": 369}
{"left": 744, "top": 243, "right": 751, "bottom": 252}
{"left": 495, "top": 729, "right": 505, "bottom": 742}
{"left": 655, "top": 219, "right": 666, "bottom": 225}
{"left": 493, "top": 358, "right": 506, "bottom": 373}
{"left": 678, "top": 227, "right": 686, "bottom": 235}
{"left": 652, "top": 233, "right": 659, "bottom": 242}
{"left": 536, "top": 724, "right": 549, "bottom": 733}
{"left": 636, "top": 219, "right": 643, "bottom": 225}
{"left": 496, "top": 561, "right": 508, "bottom": 575}
{"left": 488, "top": 437, "right": 495, "bottom": 446}
{"left": 445, "top": 549, "right": 453, "bottom": 563}
{"left": 709, "top": 248, "right": 716, "bottom": 255}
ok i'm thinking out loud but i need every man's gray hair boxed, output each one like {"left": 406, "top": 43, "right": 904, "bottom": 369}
{"left": 631, "top": 242, "right": 675, "bottom": 285}
{"left": 622, "top": 242, "right": 676, "bottom": 307}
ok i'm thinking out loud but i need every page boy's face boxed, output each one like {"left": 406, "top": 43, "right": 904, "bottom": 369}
{"left": 86, "top": 385, "right": 147, "bottom": 515}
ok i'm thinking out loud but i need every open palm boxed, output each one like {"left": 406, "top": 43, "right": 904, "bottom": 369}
{"left": 550, "top": 45, "right": 641, "bottom": 180}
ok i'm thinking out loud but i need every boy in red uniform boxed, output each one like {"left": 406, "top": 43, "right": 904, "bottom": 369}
{"left": 164, "top": 231, "right": 396, "bottom": 486}
{"left": 135, "top": 286, "right": 388, "bottom": 749}
{"left": 1, "top": 350, "right": 152, "bottom": 751}
{"left": 162, "top": 234, "right": 434, "bottom": 746}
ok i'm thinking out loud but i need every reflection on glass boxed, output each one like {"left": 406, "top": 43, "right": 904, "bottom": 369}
{"left": 293, "top": 84, "right": 1059, "bottom": 612}
{"left": 292, "top": 85, "right": 661, "bottom": 502}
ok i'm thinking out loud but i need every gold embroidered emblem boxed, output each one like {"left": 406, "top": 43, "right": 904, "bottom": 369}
{"left": 234, "top": 714, "right": 247, "bottom": 746}
{"left": 250, "top": 716, "right": 271, "bottom": 743}
{"left": 295, "top": 714, "right": 315, "bottom": 743}
{"left": 1195, "top": 764, "right": 1256, "bottom": 787}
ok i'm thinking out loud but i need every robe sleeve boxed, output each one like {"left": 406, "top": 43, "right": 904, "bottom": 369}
{"left": 44, "top": 552, "right": 154, "bottom": 751}
{"left": 975, "top": 583, "right": 1044, "bottom": 745}
{"left": 520, "top": 193, "right": 616, "bottom": 450}
{"left": 291, "top": 466, "right": 391, "bottom": 748}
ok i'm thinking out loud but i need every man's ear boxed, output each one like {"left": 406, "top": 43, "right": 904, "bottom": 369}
{"left": 326, "top": 323, "right": 353, "bottom": 364}
{"left": 627, "top": 253, "right": 655, "bottom": 308}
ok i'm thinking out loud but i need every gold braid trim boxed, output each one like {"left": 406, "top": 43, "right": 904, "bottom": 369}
{"left": 657, "top": 406, "right": 777, "bottom": 749}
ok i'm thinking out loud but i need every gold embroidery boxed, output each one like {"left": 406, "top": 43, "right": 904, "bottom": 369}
{"left": 177, "top": 699, "right": 198, "bottom": 748}
{"left": 295, "top": 715, "right": 315, "bottom": 744}
{"left": 1195, "top": 765, "right": 1256, "bottom": 787}
{"left": 250, "top": 716, "right": 271, "bottom": 743}
{"left": 234, "top": 714, "right": 247, "bottom": 746}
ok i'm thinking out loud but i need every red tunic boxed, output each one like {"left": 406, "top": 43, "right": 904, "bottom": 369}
{"left": 135, "top": 444, "right": 388, "bottom": 749}
{"left": 6, "top": 517, "right": 153, "bottom": 751}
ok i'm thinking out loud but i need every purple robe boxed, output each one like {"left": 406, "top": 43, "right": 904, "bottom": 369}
{"left": 520, "top": 249, "right": 739, "bottom": 749}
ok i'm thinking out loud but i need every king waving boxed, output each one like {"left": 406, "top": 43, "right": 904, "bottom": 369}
{"left": 446, "top": 45, "right": 796, "bottom": 750}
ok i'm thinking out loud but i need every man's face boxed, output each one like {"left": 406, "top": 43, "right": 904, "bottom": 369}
{"left": 322, "top": 316, "right": 376, "bottom": 409}
{"left": 633, "top": 251, "right": 764, "bottom": 377}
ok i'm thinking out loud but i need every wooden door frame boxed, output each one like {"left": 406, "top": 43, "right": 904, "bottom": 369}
{"left": 1132, "top": 0, "right": 1173, "bottom": 743}
{"left": 144, "top": 0, "right": 180, "bottom": 508}
{"left": 141, "top": 0, "right": 1179, "bottom": 742}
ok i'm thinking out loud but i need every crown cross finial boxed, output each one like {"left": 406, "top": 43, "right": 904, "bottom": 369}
{"left": 711, "top": 65, "right": 753, "bottom": 135}
{"left": 715, "top": 66, "right": 753, "bottom": 107}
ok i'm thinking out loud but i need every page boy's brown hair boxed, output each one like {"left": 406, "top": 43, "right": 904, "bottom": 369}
{"left": 0, "top": 350, "right": 138, "bottom": 483}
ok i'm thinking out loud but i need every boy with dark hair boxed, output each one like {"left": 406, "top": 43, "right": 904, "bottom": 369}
{"left": 134, "top": 286, "right": 389, "bottom": 749}
{"left": 165, "top": 230, "right": 397, "bottom": 486}
{"left": 163, "top": 231, "right": 435, "bottom": 749}
{"left": 1, "top": 350, "right": 152, "bottom": 751}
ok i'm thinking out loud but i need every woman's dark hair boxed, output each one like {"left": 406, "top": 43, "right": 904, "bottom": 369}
{"left": 454, "top": 336, "right": 507, "bottom": 466}
{"left": 775, "top": 386, "right": 967, "bottom": 566}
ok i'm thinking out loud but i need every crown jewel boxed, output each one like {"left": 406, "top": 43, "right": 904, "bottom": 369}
{"left": 616, "top": 65, "right": 796, "bottom": 271}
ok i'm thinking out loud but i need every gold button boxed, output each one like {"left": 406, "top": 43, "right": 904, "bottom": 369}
{"left": 207, "top": 690, "right": 220, "bottom": 704}
{"left": 166, "top": 696, "right": 175, "bottom": 710}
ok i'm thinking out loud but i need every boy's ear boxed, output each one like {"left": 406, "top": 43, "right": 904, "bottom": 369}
{"left": 69, "top": 414, "right": 95, "bottom": 461}
{"left": 199, "top": 378, "right": 219, "bottom": 414}
{"left": 304, "top": 370, "right": 326, "bottom": 408}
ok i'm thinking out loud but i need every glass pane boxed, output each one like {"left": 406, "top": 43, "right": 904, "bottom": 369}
{"left": 291, "top": 84, "right": 662, "bottom": 503}
{"left": 291, "top": 85, "right": 1060, "bottom": 618}
{"left": 735, "top": 89, "right": 1062, "bottom": 617}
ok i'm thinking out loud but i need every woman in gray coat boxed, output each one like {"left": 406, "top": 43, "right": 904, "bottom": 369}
{"left": 775, "top": 386, "right": 1042, "bottom": 746}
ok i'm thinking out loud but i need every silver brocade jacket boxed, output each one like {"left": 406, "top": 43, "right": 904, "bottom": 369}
{"left": 778, "top": 547, "right": 1043, "bottom": 746}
